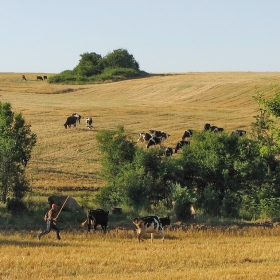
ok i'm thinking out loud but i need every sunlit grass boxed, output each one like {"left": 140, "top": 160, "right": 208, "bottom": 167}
{"left": 1, "top": 227, "right": 280, "bottom": 279}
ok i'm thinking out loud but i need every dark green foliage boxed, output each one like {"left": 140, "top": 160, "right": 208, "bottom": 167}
{"left": 49, "top": 49, "right": 144, "bottom": 84}
{"left": 0, "top": 102, "right": 36, "bottom": 212}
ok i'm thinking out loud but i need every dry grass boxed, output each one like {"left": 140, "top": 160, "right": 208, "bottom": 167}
{"left": 1, "top": 72, "right": 280, "bottom": 189}
{"left": 1, "top": 228, "right": 280, "bottom": 279}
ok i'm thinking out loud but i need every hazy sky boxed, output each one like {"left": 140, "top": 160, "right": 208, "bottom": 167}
{"left": 1, "top": 0, "right": 279, "bottom": 73}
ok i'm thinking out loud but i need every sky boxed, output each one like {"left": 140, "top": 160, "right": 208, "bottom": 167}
{"left": 1, "top": 0, "right": 280, "bottom": 73}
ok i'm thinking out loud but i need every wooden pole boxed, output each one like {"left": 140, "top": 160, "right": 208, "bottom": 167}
{"left": 55, "top": 196, "right": 70, "bottom": 219}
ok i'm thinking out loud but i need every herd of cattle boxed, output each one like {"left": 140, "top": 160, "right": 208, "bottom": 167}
{"left": 137, "top": 124, "right": 247, "bottom": 157}
{"left": 48, "top": 195, "right": 170, "bottom": 243}
{"left": 21, "top": 75, "right": 47, "bottom": 81}
{"left": 64, "top": 113, "right": 93, "bottom": 130}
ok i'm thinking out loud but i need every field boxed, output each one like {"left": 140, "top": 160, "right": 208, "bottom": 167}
{"left": 1, "top": 72, "right": 280, "bottom": 279}
{"left": 1, "top": 72, "right": 280, "bottom": 189}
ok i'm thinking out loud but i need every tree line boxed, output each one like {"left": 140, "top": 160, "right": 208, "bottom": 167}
{"left": 94, "top": 88, "right": 280, "bottom": 221}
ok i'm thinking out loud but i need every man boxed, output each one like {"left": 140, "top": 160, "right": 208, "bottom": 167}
{"left": 38, "top": 203, "right": 61, "bottom": 240}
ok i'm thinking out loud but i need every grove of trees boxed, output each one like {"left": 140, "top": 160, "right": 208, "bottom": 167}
{"left": 49, "top": 48, "right": 146, "bottom": 84}
{"left": 94, "top": 88, "right": 280, "bottom": 221}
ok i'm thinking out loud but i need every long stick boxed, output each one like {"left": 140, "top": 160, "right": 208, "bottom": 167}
{"left": 55, "top": 195, "right": 70, "bottom": 219}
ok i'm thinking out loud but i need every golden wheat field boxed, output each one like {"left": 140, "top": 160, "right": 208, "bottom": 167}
{"left": 1, "top": 72, "right": 280, "bottom": 280}
{"left": 1, "top": 72, "right": 280, "bottom": 189}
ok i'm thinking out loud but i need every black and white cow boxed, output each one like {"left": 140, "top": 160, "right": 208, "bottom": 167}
{"left": 146, "top": 136, "right": 164, "bottom": 148}
{"left": 213, "top": 127, "right": 224, "bottom": 133}
{"left": 43, "top": 75, "right": 47, "bottom": 80}
{"left": 174, "top": 140, "right": 190, "bottom": 153}
{"left": 182, "top": 129, "right": 193, "bottom": 140}
{"left": 81, "top": 209, "right": 109, "bottom": 234}
{"left": 133, "top": 215, "right": 171, "bottom": 243}
{"left": 86, "top": 117, "right": 93, "bottom": 129}
{"left": 64, "top": 116, "right": 77, "bottom": 129}
{"left": 231, "top": 130, "right": 246, "bottom": 137}
{"left": 72, "top": 113, "right": 82, "bottom": 124}
{"left": 149, "top": 130, "right": 170, "bottom": 140}
{"left": 164, "top": 147, "right": 173, "bottom": 157}
{"left": 36, "top": 76, "right": 43, "bottom": 81}
{"left": 137, "top": 132, "right": 153, "bottom": 143}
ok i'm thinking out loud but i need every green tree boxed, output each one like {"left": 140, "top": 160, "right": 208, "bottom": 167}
{"left": 175, "top": 131, "right": 267, "bottom": 217}
{"left": 103, "top": 49, "right": 139, "bottom": 70}
{"left": 74, "top": 52, "right": 104, "bottom": 77}
{"left": 0, "top": 102, "right": 36, "bottom": 212}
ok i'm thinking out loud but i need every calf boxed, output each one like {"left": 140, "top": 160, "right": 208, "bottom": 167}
{"left": 137, "top": 132, "right": 153, "bottom": 143}
{"left": 43, "top": 75, "right": 47, "bottom": 80}
{"left": 37, "top": 76, "right": 43, "bottom": 81}
{"left": 231, "top": 130, "right": 246, "bottom": 137}
{"left": 22, "top": 75, "right": 26, "bottom": 81}
{"left": 182, "top": 129, "right": 193, "bottom": 140}
{"left": 146, "top": 136, "right": 164, "bottom": 148}
{"left": 133, "top": 215, "right": 170, "bottom": 243}
{"left": 86, "top": 117, "right": 93, "bottom": 129}
{"left": 174, "top": 140, "right": 190, "bottom": 153}
{"left": 64, "top": 116, "right": 77, "bottom": 129}
{"left": 81, "top": 209, "right": 109, "bottom": 234}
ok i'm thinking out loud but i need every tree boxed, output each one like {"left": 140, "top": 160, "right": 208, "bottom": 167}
{"left": 0, "top": 102, "right": 36, "bottom": 212}
{"left": 74, "top": 52, "right": 104, "bottom": 77}
{"left": 103, "top": 49, "right": 139, "bottom": 70}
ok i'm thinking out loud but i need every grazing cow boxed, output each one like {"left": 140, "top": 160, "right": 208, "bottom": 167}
{"left": 164, "top": 147, "right": 173, "bottom": 157}
{"left": 204, "top": 123, "right": 223, "bottom": 132}
{"left": 22, "top": 75, "right": 26, "bottom": 81}
{"left": 37, "top": 76, "right": 43, "bottom": 81}
{"left": 133, "top": 215, "right": 171, "bottom": 243}
{"left": 86, "top": 117, "right": 93, "bottom": 129}
{"left": 231, "top": 130, "right": 246, "bottom": 137}
{"left": 72, "top": 113, "right": 82, "bottom": 124}
{"left": 64, "top": 116, "right": 77, "bottom": 129}
{"left": 43, "top": 75, "right": 47, "bottom": 80}
{"left": 137, "top": 132, "right": 153, "bottom": 143}
{"left": 174, "top": 140, "right": 190, "bottom": 153}
{"left": 182, "top": 129, "right": 193, "bottom": 140}
{"left": 48, "top": 195, "right": 83, "bottom": 212}
{"left": 146, "top": 136, "right": 164, "bottom": 148}
{"left": 149, "top": 130, "right": 171, "bottom": 140}
{"left": 81, "top": 209, "right": 109, "bottom": 234}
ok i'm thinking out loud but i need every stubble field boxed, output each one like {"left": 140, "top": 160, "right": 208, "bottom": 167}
{"left": 1, "top": 72, "right": 280, "bottom": 279}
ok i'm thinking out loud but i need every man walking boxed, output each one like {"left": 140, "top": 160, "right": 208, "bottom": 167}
{"left": 38, "top": 203, "right": 61, "bottom": 240}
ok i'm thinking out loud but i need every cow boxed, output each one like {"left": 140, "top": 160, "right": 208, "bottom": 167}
{"left": 81, "top": 209, "right": 109, "bottom": 234}
{"left": 174, "top": 140, "right": 190, "bottom": 153}
{"left": 86, "top": 117, "right": 93, "bottom": 129}
{"left": 213, "top": 127, "right": 224, "bottom": 133}
{"left": 164, "top": 147, "right": 173, "bottom": 157}
{"left": 72, "top": 113, "right": 82, "bottom": 124}
{"left": 146, "top": 136, "right": 164, "bottom": 148}
{"left": 48, "top": 195, "right": 83, "bottom": 212}
{"left": 64, "top": 116, "right": 77, "bottom": 129}
{"left": 231, "top": 130, "right": 246, "bottom": 137}
{"left": 149, "top": 130, "right": 170, "bottom": 140}
{"left": 37, "top": 76, "right": 43, "bottom": 81}
{"left": 204, "top": 123, "right": 211, "bottom": 131}
{"left": 133, "top": 215, "right": 171, "bottom": 243}
{"left": 43, "top": 75, "right": 47, "bottom": 80}
{"left": 137, "top": 132, "right": 153, "bottom": 143}
{"left": 182, "top": 129, "right": 193, "bottom": 140}
{"left": 22, "top": 75, "right": 26, "bottom": 81}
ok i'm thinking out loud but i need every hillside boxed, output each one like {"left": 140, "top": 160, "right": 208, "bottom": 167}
{"left": 0, "top": 72, "right": 279, "bottom": 189}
